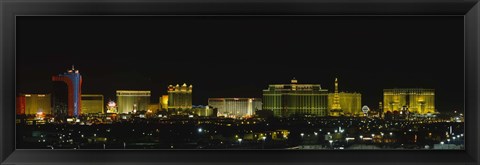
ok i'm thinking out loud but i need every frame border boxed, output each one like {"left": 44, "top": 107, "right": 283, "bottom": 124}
{"left": 1, "top": 0, "right": 479, "bottom": 164}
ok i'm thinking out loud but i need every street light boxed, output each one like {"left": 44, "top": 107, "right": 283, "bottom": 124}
{"left": 262, "top": 136, "right": 266, "bottom": 149}
{"left": 238, "top": 138, "right": 243, "bottom": 145}
{"left": 329, "top": 140, "right": 334, "bottom": 149}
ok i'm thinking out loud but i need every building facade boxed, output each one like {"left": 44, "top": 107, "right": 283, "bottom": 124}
{"left": 208, "top": 98, "right": 262, "bottom": 118}
{"left": 191, "top": 105, "right": 217, "bottom": 117}
{"left": 17, "top": 94, "right": 52, "bottom": 115}
{"left": 51, "top": 65, "right": 82, "bottom": 117}
{"left": 262, "top": 78, "right": 328, "bottom": 117}
{"left": 16, "top": 95, "right": 26, "bottom": 115}
{"left": 148, "top": 103, "right": 159, "bottom": 113}
{"left": 81, "top": 94, "right": 104, "bottom": 114}
{"left": 328, "top": 92, "right": 362, "bottom": 116}
{"left": 383, "top": 88, "right": 435, "bottom": 114}
{"left": 116, "top": 90, "right": 151, "bottom": 114}
{"left": 160, "top": 95, "right": 168, "bottom": 110}
{"left": 327, "top": 78, "right": 362, "bottom": 117}
{"left": 167, "top": 83, "right": 192, "bottom": 110}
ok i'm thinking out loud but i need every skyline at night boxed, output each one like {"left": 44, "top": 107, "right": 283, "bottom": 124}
{"left": 16, "top": 16, "right": 464, "bottom": 112}
{"left": 15, "top": 16, "right": 465, "bottom": 150}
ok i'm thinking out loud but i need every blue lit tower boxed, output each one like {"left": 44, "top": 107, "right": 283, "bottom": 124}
{"left": 52, "top": 65, "right": 83, "bottom": 117}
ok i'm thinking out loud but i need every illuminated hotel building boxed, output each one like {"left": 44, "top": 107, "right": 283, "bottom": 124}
{"left": 116, "top": 90, "right": 151, "bottom": 114}
{"left": 17, "top": 94, "right": 52, "bottom": 115}
{"left": 148, "top": 103, "right": 159, "bottom": 113}
{"left": 328, "top": 92, "right": 362, "bottom": 116}
{"left": 159, "top": 95, "right": 168, "bottom": 110}
{"left": 52, "top": 65, "right": 82, "bottom": 117}
{"left": 167, "top": 83, "right": 192, "bottom": 110}
{"left": 16, "top": 95, "right": 26, "bottom": 115}
{"left": 192, "top": 105, "right": 217, "bottom": 117}
{"left": 262, "top": 78, "right": 328, "bottom": 117}
{"left": 81, "top": 94, "right": 104, "bottom": 114}
{"left": 383, "top": 88, "right": 435, "bottom": 114}
{"left": 208, "top": 98, "right": 262, "bottom": 118}
{"left": 327, "top": 78, "right": 362, "bottom": 116}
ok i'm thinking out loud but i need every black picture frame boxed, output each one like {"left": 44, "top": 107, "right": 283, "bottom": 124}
{"left": 1, "top": 0, "right": 479, "bottom": 164}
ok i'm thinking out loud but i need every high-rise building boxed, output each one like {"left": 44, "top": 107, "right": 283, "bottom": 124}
{"left": 383, "top": 88, "right": 435, "bottom": 114}
{"left": 17, "top": 94, "right": 52, "bottom": 115}
{"left": 52, "top": 65, "right": 82, "bottom": 117}
{"left": 328, "top": 92, "right": 362, "bottom": 117}
{"left": 81, "top": 94, "right": 104, "bottom": 114}
{"left": 379, "top": 102, "right": 383, "bottom": 118}
{"left": 262, "top": 78, "right": 328, "bottom": 117}
{"left": 327, "top": 78, "right": 362, "bottom": 117}
{"left": 52, "top": 81, "right": 68, "bottom": 117}
{"left": 160, "top": 95, "right": 168, "bottom": 110}
{"left": 167, "top": 83, "right": 192, "bottom": 110}
{"left": 116, "top": 90, "right": 151, "bottom": 114}
{"left": 208, "top": 98, "right": 262, "bottom": 118}
{"left": 16, "top": 95, "right": 26, "bottom": 115}
{"left": 191, "top": 105, "right": 217, "bottom": 117}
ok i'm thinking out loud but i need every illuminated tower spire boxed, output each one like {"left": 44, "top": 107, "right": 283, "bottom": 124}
{"left": 332, "top": 78, "right": 341, "bottom": 110}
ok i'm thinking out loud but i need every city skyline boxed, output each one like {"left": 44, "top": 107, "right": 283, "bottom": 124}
{"left": 16, "top": 16, "right": 464, "bottom": 113}
{"left": 14, "top": 16, "right": 465, "bottom": 150}
{"left": 16, "top": 66, "right": 460, "bottom": 113}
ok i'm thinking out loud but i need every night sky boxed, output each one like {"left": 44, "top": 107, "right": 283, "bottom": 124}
{"left": 16, "top": 16, "right": 464, "bottom": 113}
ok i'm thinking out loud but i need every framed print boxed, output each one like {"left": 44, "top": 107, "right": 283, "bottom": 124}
{"left": 1, "top": 0, "right": 479, "bottom": 164}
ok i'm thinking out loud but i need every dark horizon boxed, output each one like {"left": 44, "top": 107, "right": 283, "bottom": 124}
{"left": 16, "top": 16, "right": 464, "bottom": 113}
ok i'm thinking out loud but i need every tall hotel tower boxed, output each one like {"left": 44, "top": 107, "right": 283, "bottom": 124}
{"left": 116, "top": 90, "right": 151, "bottom": 114}
{"left": 383, "top": 88, "right": 435, "bottom": 114}
{"left": 208, "top": 98, "right": 262, "bottom": 118}
{"left": 262, "top": 78, "right": 328, "bottom": 117}
{"left": 52, "top": 65, "right": 82, "bottom": 117}
{"left": 167, "top": 83, "right": 192, "bottom": 110}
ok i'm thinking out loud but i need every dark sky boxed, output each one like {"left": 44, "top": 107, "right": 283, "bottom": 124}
{"left": 16, "top": 16, "right": 464, "bottom": 113}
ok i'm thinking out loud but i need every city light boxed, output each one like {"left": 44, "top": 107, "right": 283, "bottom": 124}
{"left": 16, "top": 72, "right": 464, "bottom": 150}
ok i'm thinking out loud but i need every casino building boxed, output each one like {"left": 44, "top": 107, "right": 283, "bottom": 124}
{"left": 327, "top": 78, "right": 362, "bottom": 117}
{"left": 208, "top": 98, "right": 262, "bottom": 118}
{"left": 81, "top": 94, "right": 104, "bottom": 114}
{"left": 116, "top": 90, "right": 151, "bottom": 114}
{"left": 262, "top": 78, "right": 328, "bottom": 117}
{"left": 52, "top": 65, "right": 82, "bottom": 117}
{"left": 16, "top": 94, "right": 52, "bottom": 115}
{"left": 159, "top": 95, "right": 169, "bottom": 110}
{"left": 383, "top": 88, "right": 435, "bottom": 114}
{"left": 167, "top": 83, "right": 192, "bottom": 110}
